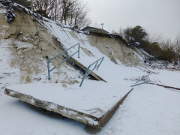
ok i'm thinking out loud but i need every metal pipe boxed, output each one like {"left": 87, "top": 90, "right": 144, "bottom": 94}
{"left": 89, "top": 57, "right": 104, "bottom": 67}
{"left": 79, "top": 68, "right": 91, "bottom": 87}
{"left": 47, "top": 43, "right": 81, "bottom": 81}
{"left": 79, "top": 57, "right": 104, "bottom": 87}
{"left": 50, "top": 43, "right": 80, "bottom": 61}
{"left": 97, "top": 57, "right": 104, "bottom": 70}
{"left": 78, "top": 44, "right": 80, "bottom": 58}
{"left": 47, "top": 59, "right": 51, "bottom": 80}
{"left": 66, "top": 43, "right": 80, "bottom": 52}
{"left": 50, "top": 66, "right": 56, "bottom": 72}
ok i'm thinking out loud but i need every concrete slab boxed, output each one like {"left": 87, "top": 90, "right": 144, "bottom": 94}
{"left": 5, "top": 83, "right": 133, "bottom": 128}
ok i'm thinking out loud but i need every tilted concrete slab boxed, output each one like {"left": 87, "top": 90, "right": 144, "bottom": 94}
{"left": 69, "top": 57, "right": 107, "bottom": 82}
{"left": 5, "top": 83, "right": 133, "bottom": 128}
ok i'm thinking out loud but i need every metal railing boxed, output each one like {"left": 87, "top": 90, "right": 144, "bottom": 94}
{"left": 47, "top": 43, "right": 80, "bottom": 80}
{"left": 79, "top": 57, "right": 104, "bottom": 87}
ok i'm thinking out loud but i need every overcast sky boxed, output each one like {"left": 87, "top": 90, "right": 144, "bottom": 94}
{"left": 82, "top": 0, "right": 180, "bottom": 40}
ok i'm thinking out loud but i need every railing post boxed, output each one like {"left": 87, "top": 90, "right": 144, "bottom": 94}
{"left": 79, "top": 66, "right": 91, "bottom": 87}
{"left": 97, "top": 57, "right": 104, "bottom": 70}
{"left": 79, "top": 74, "right": 86, "bottom": 87}
{"left": 47, "top": 58, "right": 51, "bottom": 80}
{"left": 78, "top": 43, "right": 80, "bottom": 58}
{"left": 79, "top": 57, "right": 104, "bottom": 87}
{"left": 46, "top": 43, "right": 82, "bottom": 81}
{"left": 93, "top": 61, "right": 99, "bottom": 71}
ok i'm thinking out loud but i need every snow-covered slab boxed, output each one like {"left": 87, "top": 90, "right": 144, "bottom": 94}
{"left": 5, "top": 83, "right": 132, "bottom": 128}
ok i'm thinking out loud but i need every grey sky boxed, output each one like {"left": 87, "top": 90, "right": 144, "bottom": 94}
{"left": 83, "top": 0, "right": 180, "bottom": 40}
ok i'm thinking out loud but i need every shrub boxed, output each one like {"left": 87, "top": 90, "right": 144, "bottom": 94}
{"left": 141, "top": 41, "right": 163, "bottom": 58}
{"left": 124, "top": 25, "right": 148, "bottom": 44}
{"left": 121, "top": 26, "right": 180, "bottom": 63}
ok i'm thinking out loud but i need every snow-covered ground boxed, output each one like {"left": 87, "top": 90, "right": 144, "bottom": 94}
{"left": 100, "top": 84, "right": 180, "bottom": 135}
{"left": 150, "top": 69, "right": 180, "bottom": 88}
{"left": 1, "top": 78, "right": 180, "bottom": 135}
{"left": 1, "top": 42, "right": 180, "bottom": 134}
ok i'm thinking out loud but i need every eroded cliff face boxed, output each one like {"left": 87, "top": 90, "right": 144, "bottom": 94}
{"left": 67, "top": 30, "right": 143, "bottom": 66}
{"left": 0, "top": 3, "right": 143, "bottom": 85}
{"left": 87, "top": 35, "right": 142, "bottom": 66}
{"left": 0, "top": 7, "right": 79, "bottom": 84}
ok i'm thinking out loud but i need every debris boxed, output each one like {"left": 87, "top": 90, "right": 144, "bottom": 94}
{"left": 149, "top": 83, "right": 180, "bottom": 91}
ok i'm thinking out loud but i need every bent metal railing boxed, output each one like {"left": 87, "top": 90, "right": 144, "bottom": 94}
{"left": 79, "top": 57, "right": 104, "bottom": 87}
{"left": 47, "top": 43, "right": 80, "bottom": 80}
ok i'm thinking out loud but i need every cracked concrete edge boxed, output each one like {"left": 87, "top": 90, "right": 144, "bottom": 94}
{"left": 4, "top": 88, "right": 133, "bottom": 128}
{"left": 98, "top": 88, "right": 134, "bottom": 128}
{"left": 4, "top": 88, "right": 99, "bottom": 127}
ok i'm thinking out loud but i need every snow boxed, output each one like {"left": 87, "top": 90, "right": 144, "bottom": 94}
{"left": 0, "top": 39, "right": 33, "bottom": 49}
{"left": 0, "top": 95, "right": 87, "bottom": 135}
{"left": 1, "top": 4, "right": 180, "bottom": 135}
{"left": 13, "top": 41, "right": 33, "bottom": 49}
{"left": 100, "top": 84, "right": 180, "bottom": 135}
{"left": 150, "top": 69, "right": 180, "bottom": 88}
{"left": 42, "top": 20, "right": 146, "bottom": 85}
{"left": 0, "top": 9, "right": 6, "bottom": 14}
{"left": 1, "top": 79, "right": 180, "bottom": 135}
{"left": 0, "top": 40, "right": 20, "bottom": 86}
{"left": 7, "top": 82, "right": 131, "bottom": 118}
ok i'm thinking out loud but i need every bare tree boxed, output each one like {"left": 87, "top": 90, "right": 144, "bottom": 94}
{"left": 73, "top": 2, "right": 89, "bottom": 27}
{"left": 31, "top": 0, "right": 89, "bottom": 28}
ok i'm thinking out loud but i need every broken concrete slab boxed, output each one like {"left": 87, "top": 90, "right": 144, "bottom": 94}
{"left": 5, "top": 83, "right": 132, "bottom": 128}
{"left": 69, "top": 57, "right": 107, "bottom": 82}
